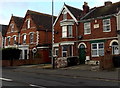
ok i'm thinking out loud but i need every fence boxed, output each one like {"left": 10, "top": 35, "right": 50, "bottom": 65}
{"left": 1, "top": 58, "right": 47, "bottom": 67}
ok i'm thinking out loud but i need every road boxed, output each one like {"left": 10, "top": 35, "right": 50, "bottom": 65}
{"left": 1, "top": 67, "right": 120, "bottom": 88}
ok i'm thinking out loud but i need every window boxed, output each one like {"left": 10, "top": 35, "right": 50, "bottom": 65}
{"left": 30, "top": 33, "right": 34, "bottom": 43}
{"left": 23, "top": 34, "right": 26, "bottom": 44}
{"left": 84, "top": 22, "right": 91, "bottom": 34}
{"left": 103, "top": 19, "right": 111, "bottom": 32}
{"left": 62, "top": 45, "right": 68, "bottom": 57}
{"left": 13, "top": 36, "right": 17, "bottom": 45}
{"left": 62, "top": 9, "right": 67, "bottom": 20}
{"left": 55, "top": 48, "right": 59, "bottom": 56}
{"left": 62, "top": 45, "right": 73, "bottom": 57}
{"left": 68, "top": 26, "right": 72, "bottom": 37}
{"left": 26, "top": 19, "right": 30, "bottom": 29}
{"left": 62, "top": 26, "right": 67, "bottom": 38}
{"left": 112, "top": 42, "right": 119, "bottom": 55}
{"left": 91, "top": 42, "right": 104, "bottom": 57}
{"left": 62, "top": 25, "right": 73, "bottom": 38}
{"left": 7, "top": 37, "right": 10, "bottom": 45}
{"left": 10, "top": 24, "right": 14, "bottom": 32}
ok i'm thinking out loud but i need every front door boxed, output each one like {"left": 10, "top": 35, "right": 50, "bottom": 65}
{"left": 24, "top": 50, "right": 27, "bottom": 59}
{"left": 79, "top": 44, "right": 86, "bottom": 64}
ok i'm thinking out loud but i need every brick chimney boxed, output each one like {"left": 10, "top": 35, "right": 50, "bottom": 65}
{"left": 104, "top": 1, "right": 112, "bottom": 6}
{"left": 83, "top": 2, "right": 89, "bottom": 14}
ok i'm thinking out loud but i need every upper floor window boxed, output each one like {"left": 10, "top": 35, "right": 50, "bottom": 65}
{"left": 13, "top": 36, "right": 17, "bottom": 45}
{"left": 68, "top": 26, "right": 73, "bottom": 37}
{"left": 84, "top": 22, "right": 91, "bottom": 35}
{"left": 62, "top": 25, "right": 73, "bottom": 38}
{"left": 22, "top": 34, "right": 26, "bottom": 44}
{"left": 62, "top": 9, "right": 67, "bottom": 20}
{"left": 62, "top": 26, "right": 67, "bottom": 38}
{"left": 10, "top": 24, "right": 14, "bottom": 32}
{"left": 91, "top": 42, "right": 104, "bottom": 57}
{"left": 26, "top": 19, "right": 30, "bottom": 29}
{"left": 7, "top": 37, "right": 10, "bottom": 45}
{"left": 30, "top": 33, "right": 34, "bottom": 43}
{"left": 103, "top": 19, "right": 111, "bottom": 32}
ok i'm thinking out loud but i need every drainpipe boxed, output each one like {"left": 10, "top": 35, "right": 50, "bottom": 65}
{"left": 117, "top": 13, "right": 120, "bottom": 54}
{"left": 76, "top": 24, "right": 79, "bottom": 56}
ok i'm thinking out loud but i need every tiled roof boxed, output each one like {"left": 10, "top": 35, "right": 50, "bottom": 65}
{"left": 65, "top": 4, "right": 83, "bottom": 20}
{"left": 0, "top": 24, "right": 8, "bottom": 36}
{"left": 12, "top": 16, "right": 24, "bottom": 31}
{"left": 27, "top": 10, "right": 56, "bottom": 31}
{"left": 82, "top": 1, "right": 120, "bottom": 20}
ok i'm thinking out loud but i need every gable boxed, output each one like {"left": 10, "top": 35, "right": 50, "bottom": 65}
{"left": 54, "top": 4, "right": 81, "bottom": 26}
{"left": 7, "top": 17, "right": 18, "bottom": 34}
{"left": 21, "top": 14, "right": 37, "bottom": 31}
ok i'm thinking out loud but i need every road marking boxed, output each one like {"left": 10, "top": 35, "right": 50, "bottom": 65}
{"left": 0, "top": 78, "right": 13, "bottom": 82}
{"left": 29, "top": 84, "right": 46, "bottom": 88}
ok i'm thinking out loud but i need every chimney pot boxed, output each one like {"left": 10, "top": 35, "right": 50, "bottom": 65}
{"left": 105, "top": 1, "right": 112, "bottom": 6}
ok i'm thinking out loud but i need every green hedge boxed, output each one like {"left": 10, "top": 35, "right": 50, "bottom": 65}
{"left": 2, "top": 48, "right": 21, "bottom": 60}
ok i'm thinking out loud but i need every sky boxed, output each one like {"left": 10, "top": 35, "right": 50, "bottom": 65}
{"left": 0, "top": 0, "right": 120, "bottom": 25}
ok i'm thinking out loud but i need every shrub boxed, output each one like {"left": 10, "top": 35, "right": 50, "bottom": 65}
{"left": 2, "top": 48, "right": 21, "bottom": 60}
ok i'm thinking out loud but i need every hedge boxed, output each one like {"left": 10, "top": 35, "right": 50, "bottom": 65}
{"left": 2, "top": 48, "right": 21, "bottom": 60}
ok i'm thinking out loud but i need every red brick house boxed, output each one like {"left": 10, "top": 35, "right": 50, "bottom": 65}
{"left": 19, "top": 10, "right": 56, "bottom": 62}
{"left": 5, "top": 10, "right": 56, "bottom": 64}
{"left": 0, "top": 24, "right": 7, "bottom": 48}
{"left": 54, "top": 1, "right": 120, "bottom": 64}
{"left": 5, "top": 15, "right": 23, "bottom": 48}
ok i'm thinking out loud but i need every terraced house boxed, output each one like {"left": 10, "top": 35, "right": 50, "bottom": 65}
{"left": 53, "top": 1, "right": 120, "bottom": 64}
{"left": 5, "top": 10, "right": 56, "bottom": 64}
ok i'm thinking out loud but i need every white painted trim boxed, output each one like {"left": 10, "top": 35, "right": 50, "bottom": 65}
{"left": 79, "top": 37, "right": 118, "bottom": 42}
{"left": 109, "top": 40, "right": 118, "bottom": 46}
{"left": 28, "top": 32, "right": 35, "bottom": 35}
{"left": 21, "top": 33, "right": 27, "bottom": 36}
{"left": 53, "top": 43, "right": 59, "bottom": 47}
{"left": 12, "top": 35, "right": 17, "bottom": 38}
{"left": 64, "top": 5, "right": 78, "bottom": 24}
{"left": 37, "top": 47, "right": 49, "bottom": 49}
{"left": 7, "top": 36, "right": 11, "bottom": 38}
{"left": 53, "top": 4, "right": 78, "bottom": 26}
{"left": 60, "top": 42, "right": 74, "bottom": 45}
{"left": 78, "top": 42, "right": 87, "bottom": 48}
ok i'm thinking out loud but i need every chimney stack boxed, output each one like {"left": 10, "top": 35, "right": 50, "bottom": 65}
{"left": 83, "top": 2, "right": 89, "bottom": 14}
{"left": 104, "top": 1, "right": 112, "bottom": 6}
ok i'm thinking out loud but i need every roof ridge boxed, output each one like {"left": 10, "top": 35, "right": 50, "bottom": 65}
{"left": 27, "top": 10, "right": 56, "bottom": 17}
{"left": 12, "top": 15, "right": 23, "bottom": 19}
{"left": 65, "top": 4, "right": 82, "bottom": 11}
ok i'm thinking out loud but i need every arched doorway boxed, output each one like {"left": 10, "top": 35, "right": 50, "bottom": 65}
{"left": 79, "top": 44, "right": 86, "bottom": 64}
{"left": 112, "top": 42, "right": 119, "bottom": 55}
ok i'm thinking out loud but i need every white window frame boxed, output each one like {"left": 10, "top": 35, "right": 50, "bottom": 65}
{"left": 30, "top": 33, "right": 34, "bottom": 44}
{"left": 91, "top": 42, "right": 104, "bottom": 57}
{"left": 62, "top": 26, "right": 67, "bottom": 38}
{"left": 13, "top": 36, "right": 17, "bottom": 45}
{"left": 7, "top": 37, "right": 11, "bottom": 45}
{"left": 10, "top": 24, "right": 14, "bottom": 32}
{"left": 84, "top": 22, "right": 91, "bottom": 35}
{"left": 27, "top": 19, "right": 30, "bottom": 29}
{"left": 55, "top": 48, "right": 59, "bottom": 56}
{"left": 103, "top": 19, "right": 111, "bottom": 32}
{"left": 23, "top": 34, "right": 26, "bottom": 44}
{"left": 62, "top": 9, "right": 67, "bottom": 20}
{"left": 68, "top": 25, "right": 73, "bottom": 37}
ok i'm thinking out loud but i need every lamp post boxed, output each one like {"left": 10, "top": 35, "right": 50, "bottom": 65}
{"left": 52, "top": 0, "right": 55, "bottom": 69}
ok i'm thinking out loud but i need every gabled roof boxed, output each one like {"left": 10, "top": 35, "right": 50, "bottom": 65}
{"left": 65, "top": 4, "right": 83, "bottom": 20}
{"left": 82, "top": 1, "right": 120, "bottom": 20}
{"left": 0, "top": 24, "right": 8, "bottom": 37}
{"left": 12, "top": 16, "right": 24, "bottom": 30}
{"left": 26, "top": 10, "right": 56, "bottom": 31}
{"left": 54, "top": 4, "right": 83, "bottom": 26}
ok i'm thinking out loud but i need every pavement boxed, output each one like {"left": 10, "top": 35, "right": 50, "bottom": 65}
{"left": 6, "top": 64, "right": 120, "bottom": 82}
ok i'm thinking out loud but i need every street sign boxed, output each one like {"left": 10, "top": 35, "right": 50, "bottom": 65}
{"left": 32, "top": 48, "right": 37, "bottom": 53}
